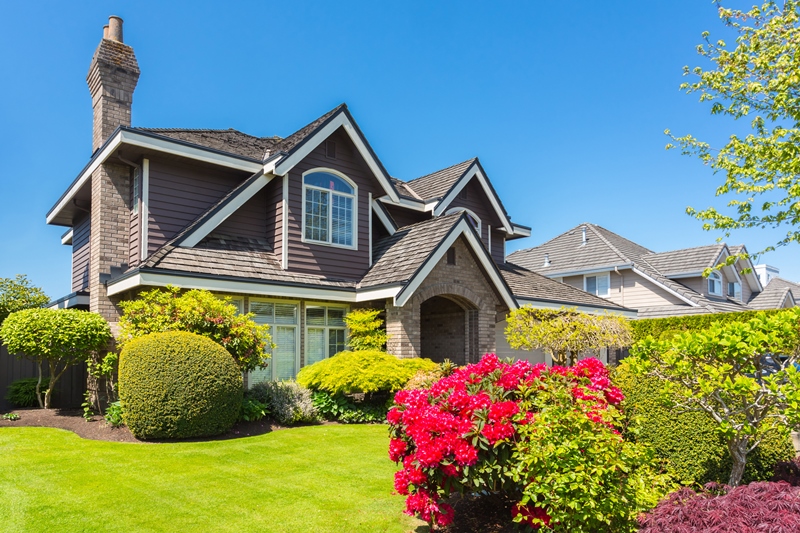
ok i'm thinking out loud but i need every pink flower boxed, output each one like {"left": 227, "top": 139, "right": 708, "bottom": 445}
{"left": 389, "top": 438, "right": 407, "bottom": 462}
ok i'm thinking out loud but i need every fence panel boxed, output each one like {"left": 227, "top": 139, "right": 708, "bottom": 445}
{"left": 0, "top": 344, "right": 87, "bottom": 411}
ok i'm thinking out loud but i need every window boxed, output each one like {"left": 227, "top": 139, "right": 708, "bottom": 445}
{"left": 727, "top": 281, "right": 742, "bottom": 300}
{"left": 132, "top": 167, "right": 140, "bottom": 215}
{"left": 708, "top": 271, "right": 722, "bottom": 296}
{"left": 303, "top": 171, "right": 355, "bottom": 247}
{"left": 248, "top": 300, "right": 299, "bottom": 384}
{"left": 584, "top": 273, "right": 610, "bottom": 297}
{"left": 306, "top": 305, "right": 347, "bottom": 366}
{"left": 445, "top": 207, "right": 481, "bottom": 234}
{"left": 446, "top": 248, "right": 456, "bottom": 265}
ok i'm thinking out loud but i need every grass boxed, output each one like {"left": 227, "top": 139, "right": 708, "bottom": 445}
{"left": 0, "top": 424, "right": 424, "bottom": 533}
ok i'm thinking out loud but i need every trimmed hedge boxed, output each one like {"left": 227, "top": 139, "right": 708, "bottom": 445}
{"left": 296, "top": 350, "right": 438, "bottom": 394}
{"left": 613, "top": 360, "right": 795, "bottom": 485}
{"left": 631, "top": 309, "right": 783, "bottom": 342}
{"left": 119, "top": 331, "right": 243, "bottom": 439}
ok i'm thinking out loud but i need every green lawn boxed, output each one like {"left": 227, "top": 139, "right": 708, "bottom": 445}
{"left": 0, "top": 425, "right": 424, "bottom": 533}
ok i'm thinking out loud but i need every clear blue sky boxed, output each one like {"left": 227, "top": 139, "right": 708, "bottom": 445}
{"left": 1, "top": 1, "right": 797, "bottom": 300}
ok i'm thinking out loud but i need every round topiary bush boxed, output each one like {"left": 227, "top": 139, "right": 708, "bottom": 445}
{"left": 119, "top": 331, "right": 243, "bottom": 439}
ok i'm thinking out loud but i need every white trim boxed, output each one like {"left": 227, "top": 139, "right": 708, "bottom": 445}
{"left": 140, "top": 158, "right": 150, "bottom": 261}
{"left": 487, "top": 224, "right": 491, "bottom": 253}
{"left": 106, "top": 271, "right": 402, "bottom": 302}
{"left": 394, "top": 218, "right": 517, "bottom": 309}
{"left": 48, "top": 293, "right": 90, "bottom": 310}
{"left": 304, "top": 302, "right": 350, "bottom": 367}
{"left": 631, "top": 266, "right": 700, "bottom": 307}
{"left": 511, "top": 224, "right": 531, "bottom": 237}
{"left": 543, "top": 264, "right": 633, "bottom": 278}
{"left": 445, "top": 207, "right": 481, "bottom": 235}
{"left": 371, "top": 199, "right": 396, "bottom": 236}
{"left": 273, "top": 112, "right": 400, "bottom": 203}
{"left": 515, "top": 299, "right": 638, "bottom": 319}
{"left": 664, "top": 271, "right": 704, "bottom": 279}
{"left": 434, "top": 163, "right": 513, "bottom": 233}
{"left": 180, "top": 173, "right": 273, "bottom": 248}
{"left": 707, "top": 270, "right": 723, "bottom": 296}
{"left": 583, "top": 272, "right": 611, "bottom": 298}
{"left": 249, "top": 297, "right": 301, "bottom": 381}
{"left": 281, "top": 174, "right": 289, "bottom": 270}
{"left": 300, "top": 168, "right": 358, "bottom": 251}
{"left": 47, "top": 129, "right": 264, "bottom": 226}
{"left": 61, "top": 229, "right": 73, "bottom": 246}
{"left": 368, "top": 192, "right": 373, "bottom": 266}
{"left": 376, "top": 195, "right": 428, "bottom": 211}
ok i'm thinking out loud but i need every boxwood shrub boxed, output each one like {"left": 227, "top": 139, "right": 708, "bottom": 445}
{"left": 119, "top": 331, "right": 243, "bottom": 439}
{"left": 613, "top": 360, "right": 795, "bottom": 485}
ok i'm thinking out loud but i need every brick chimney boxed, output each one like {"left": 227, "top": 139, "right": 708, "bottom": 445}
{"left": 86, "top": 16, "right": 139, "bottom": 327}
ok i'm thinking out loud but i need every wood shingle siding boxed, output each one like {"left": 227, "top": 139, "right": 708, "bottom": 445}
{"left": 285, "top": 128, "right": 384, "bottom": 280}
{"left": 72, "top": 215, "right": 90, "bottom": 292}
{"left": 147, "top": 158, "right": 247, "bottom": 254}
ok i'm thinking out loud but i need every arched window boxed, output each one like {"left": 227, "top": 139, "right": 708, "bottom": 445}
{"left": 708, "top": 271, "right": 722, "bottom": 296}
{"left": 302, "top": 171, "right": 356, "bottom": 247}
{"left": 445, "top": 207, "right": 481, "bottom": 235}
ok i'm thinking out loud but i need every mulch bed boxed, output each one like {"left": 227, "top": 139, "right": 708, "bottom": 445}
{"left": 442, "top": 493, "right": 520, "bottom": 533}
{"left": 0, "top": 407, "right": 282, "bottom": 443}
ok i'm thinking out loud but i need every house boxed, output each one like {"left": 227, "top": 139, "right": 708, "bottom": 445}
{"left": 44, "top": 17, "right": 634, "bottom": 385}
{"left": 508, "top": 222, "right": 799, "bottom": 319}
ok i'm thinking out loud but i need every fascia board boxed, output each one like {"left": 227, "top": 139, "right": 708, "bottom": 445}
{"left": 665, "top": 271, "right": 704, "bottom": 279}
{"left": 274, "top": 113, "right": 400, "bottom": 202}
{"left": 371, "top": 199, "right": 397, "bottom": 235}
{"left": 107, "top": 270, "right": 401, "bottom": 302}
{"left": 377, "top": 195, "right": 428, "bottom": 212}
{"left": 511, "top": 224, "right": 532, "bottom": 237}
{"left": 179, "top": 172, "right": 273, "bottom": 248}
{"left": 394, "top": 218, "right": 518, "bottom": 309}
{"left": 515, "top": 298, "right": 638, "bottom": 318}
{"left": 61, "top": 229, "right": 73, "bottom": 246}
{"left": 631, "top": 266, "right": 700, "bottom": 307}
{"left": 434, "top": 163, "right": 514, "bottom": 233}
{"left": 47, "top": 293, "right": 90, "bottom": 310}
{"left": 541, "top": 264, "right": 633, "bottom": 278}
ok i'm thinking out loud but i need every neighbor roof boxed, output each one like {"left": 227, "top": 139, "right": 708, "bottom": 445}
{"left": 640, "top": 244, "right": 726, "bottom": 276}
{"left": 749, "top": 277, "right": 800, "bottom": 310}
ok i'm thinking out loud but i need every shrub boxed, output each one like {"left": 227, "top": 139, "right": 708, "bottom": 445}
{"left": 638, "top": 482, "right": 800, "bottom": 532}
{"left": 312, "top": 390, "right": 389, "bottom": 423}
{"left": 630, "top": 309, "right": 784, "bottom": 343}
{"left": 344, "top": 308, "right": 388, "bottom": 351}
{"left": 119, "top": 331, "right": 243, "bottom": 439}
{"left": 5, "top": 378, "right": 52, "bottom": 408}
{"left": 118, "top": 286, "right": 271, "bottom": 372}
{"left": 0, "top": 308, "right": 111, "bottom": 409}
{"left": 614, "top": 359, "right": 795, "bottom": 485}
{"left": 296, "top": 350, "right": 437, "bottom": 394}
{"left": 239, "top": 398, "right": 268, "bottom": 422}
{"left": 403, "top": 360, "right": 458, "bottom": 390}
{"left": 772, "top": 457, "right": 800, "bottom": 486}
{"left": 388, "top": 354, "right": 671, "bottom": 531}
{"left": 104, "top": 401, "right": 124, "bottom": 427}
{"left": 246, "top": 381, "right": 317, "bottom": 426}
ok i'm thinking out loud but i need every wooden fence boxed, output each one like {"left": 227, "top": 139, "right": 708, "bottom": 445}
{"left": 0, "top": 344, "right": 87, "bottom": 411}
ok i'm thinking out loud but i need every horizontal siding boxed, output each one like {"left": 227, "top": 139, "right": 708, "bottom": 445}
{"left": 215, "top": 189, "right": 268, "bottom": 240}
{"left": 72, "top": 215, "right": 90, "bottom": 292}
{"left": 129, "top": 212, "right": 139, "bottom": 266}
{"left": 384, "top": 204, "right": 429, "bottom": 229}
{"left": 491, "top": 229, "right": 505, "bottom": 263}
{"left": 678, "top": 276, "right": 706, "bottom": 296}
{"left": 563, "top": 271, "right": 686, "bottom": 309}
{"left": 265, "top": 177, "right": 283, "bottom": 257}
{"left": 447, "top": 178, "right": 503, "bottom": 250}
{"left": 286, "top": 128, "right": 385, "bottom": 280}
{"left": 147, "top": 158, "right": 247, "bottom": 254}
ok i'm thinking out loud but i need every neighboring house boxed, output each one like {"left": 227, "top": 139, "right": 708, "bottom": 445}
{"left": 509, "top": 223, "right": 799, "bottom": 319}
{"left": 45, "top": 17, "right": 634, "bottom": 384}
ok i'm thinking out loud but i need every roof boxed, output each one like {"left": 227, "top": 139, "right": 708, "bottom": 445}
{"left": 640, "top": 244, "right": 725, "bottom": 276}
{"left": 405, "top": 159, "right": 476, "bottom": 201}
{"left": 500, "top": 262, "right": 631, "bottom": 312}
{"left": 749, "top": 277, "right": 800, "bottom": 309}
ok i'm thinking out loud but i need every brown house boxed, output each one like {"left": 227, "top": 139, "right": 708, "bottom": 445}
{"left": 46, "top": 17, "right": 633, "bottom": 384}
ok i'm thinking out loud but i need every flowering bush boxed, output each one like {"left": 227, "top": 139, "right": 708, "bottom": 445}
{"left": 387, "top": 354, "right": 671, "bottom": 531}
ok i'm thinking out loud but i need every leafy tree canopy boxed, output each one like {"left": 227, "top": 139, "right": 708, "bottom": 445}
{"left": 505, "top": 307, "right": 632, "bottom": 366}
{"left": 0, "top": 274, "right": 49, "bottom": 326}
{"left": 667, "top": 0, "right": 800, "bottom": 256}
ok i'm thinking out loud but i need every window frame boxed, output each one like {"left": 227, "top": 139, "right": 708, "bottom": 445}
{"left": 727, "top": 281, "right": 742, "bottom": 301}
{"left": 584, "top": 272, "right": 611, "bottom": 297}
{"left": 248, "top": 297, "right": 301, "bottom": 383}
{"left": 304, "top": 302, "right": 349, "bottom": 368}
{"left": 301, "top": 168, "right": 358, "bottom": 250}
{"left": 708, "top": 271, "right": 723, "bottom": 296}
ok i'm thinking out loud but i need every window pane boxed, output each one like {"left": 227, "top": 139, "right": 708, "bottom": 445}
{"left": 327, "top": 308, "right": 345, "bottom": 327}
{"left": 597, "top": 275, "right": 610, "bottom": 296}
{"left": 331, "top": 194, "right": 353, "bottom": 246}
{"left": 273, "top": 326, "right": 297, "bottom": 380}
{"left": 250, "top": 301, "right": 274, "bottom": 323}
{"left": 306, "top": 307, "right": 326, "bottom": 326}
{"left": 329, "top": 329, "right": 346, "bottom": 357}
{"left": 274, "top": 303, "right": 297, "bottom": 325}
{"left": 307, "top": 328, "right": 326, "bottom": 366}
{"left": 304, "top": 189, "right": 329, "bottom": 241}
{"left": 586, "top": 276, "right": 597, "bottom": 294}
{"left": 304, "top": 172, "right": 353, "bottom": 194}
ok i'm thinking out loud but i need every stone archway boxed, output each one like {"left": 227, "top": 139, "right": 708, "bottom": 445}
{"left": 419, "top": 294, "right": 479, "bottom": 365}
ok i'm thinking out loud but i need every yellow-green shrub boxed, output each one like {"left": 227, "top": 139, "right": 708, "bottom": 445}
{"left": 119, "top": 331, "right": 243, "bottom": 439}
{"left": 296, "top": 350, "right": 437, "bottom": 394}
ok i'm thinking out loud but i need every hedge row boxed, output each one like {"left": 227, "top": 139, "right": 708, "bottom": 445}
{"left": 630, "top": 309, "right": 784, "bottom": 342}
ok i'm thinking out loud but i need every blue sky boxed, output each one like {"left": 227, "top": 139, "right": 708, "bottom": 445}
{"left": 1, "top": 1, "right": 797, "bottom": 300}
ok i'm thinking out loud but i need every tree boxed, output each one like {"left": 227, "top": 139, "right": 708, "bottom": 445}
{"left": 343, "top": 308, "right": 388, "bottom": 351}
{"left": 505, "top": 307, "right": 633, "bottom": 366}
{"left": 117, "top": 286, "right": 271, "bottom": 373}
{"left": 0, "top": 274, "right": 49, "bottom": 326}
{"left": 667, "top": 1, "right": 800, "bottom": 256}
{"left": 0, "top": 309, "right": 111, "bottom": 409}
{"left": 630, "top": 308, "right": 800, "bottom": 486}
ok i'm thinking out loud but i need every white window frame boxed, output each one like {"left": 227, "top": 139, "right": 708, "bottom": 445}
{"left": 445, "top": 207, "right": 481, "bottom": 235}
{"left": 304, "top": 302, "right": 349, "bottom": 368}
{"left": 301, "top": 168, "right": 358, "bottom": 250}
{"left": 584, "top": 272, "right": 611, "bottom": 297}
{"left": 708, "top": 271, "right": 723, "bottom": 296}
{"left": 248, "top": 297, "right": 301, "bottom": 383}
{"left": 727, "top": 281, "right": 742, "bottom": 301}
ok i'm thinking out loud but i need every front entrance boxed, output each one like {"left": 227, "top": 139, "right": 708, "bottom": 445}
{"left": 420, "top": 295, "right": 479, "bottom": 365}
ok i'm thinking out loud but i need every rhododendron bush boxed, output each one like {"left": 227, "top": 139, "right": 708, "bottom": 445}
{"left": 388, "top": 354, "right": 671, "bottom": 531}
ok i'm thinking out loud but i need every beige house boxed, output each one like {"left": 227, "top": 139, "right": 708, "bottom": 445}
{"left": 509, "top": 223, "right": 799, "bottom": 319}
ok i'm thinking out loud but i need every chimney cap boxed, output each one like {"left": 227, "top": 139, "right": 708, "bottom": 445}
{"left": 107, "top": 15, "right": 123, "bottom": 42}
